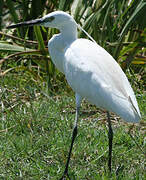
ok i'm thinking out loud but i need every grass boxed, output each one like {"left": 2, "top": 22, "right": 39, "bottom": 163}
{"left": 0, "top": 72, "right": 145, "bottom": 180}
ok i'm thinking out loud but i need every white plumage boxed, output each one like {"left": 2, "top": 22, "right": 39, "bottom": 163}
{"left": 47, "top": 11, "right": 141, "bottom": 123}
{"left": 7, "top": 11, "right": 141, "bottom": 177}
{"left": 64, "top": 39, "right": 140, "bottom": 122}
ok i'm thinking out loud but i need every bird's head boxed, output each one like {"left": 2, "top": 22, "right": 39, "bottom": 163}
{"left": 7, "top": 11, "right": 77, "bottom": 31}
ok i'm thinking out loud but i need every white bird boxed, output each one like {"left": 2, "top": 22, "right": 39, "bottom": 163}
{"left": 7, "top": 11, "right": 141, "bottom": 179}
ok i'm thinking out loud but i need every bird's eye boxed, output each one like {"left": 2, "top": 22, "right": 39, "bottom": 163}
{"left": 44, "top": 16, "right": 55, "bottom": 22}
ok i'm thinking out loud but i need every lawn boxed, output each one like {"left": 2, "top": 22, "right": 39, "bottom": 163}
{"left": 0, "top": 72, "right": 145, "bottom": 179}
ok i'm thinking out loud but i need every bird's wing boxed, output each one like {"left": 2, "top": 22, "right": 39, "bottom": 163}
{"left": 64, "top": 38, "right": 141, "bottom": 122}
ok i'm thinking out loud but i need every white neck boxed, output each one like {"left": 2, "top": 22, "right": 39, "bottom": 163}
{"left": 48, "top": 20, "right": 78, "bottom": 74}
{"left": 60, "top": 22, "right": 78, "bottom": 44}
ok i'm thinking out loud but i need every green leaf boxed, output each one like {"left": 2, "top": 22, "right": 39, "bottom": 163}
{"left": 33, "top": 26, "right": 47, "bottom": 55}
{"left": 0, "top": 43, "right": 32, "bottom": 52}
{"left": 6, "top": 0, "right": 19, "bottom": 23}
{"left": 120, "top": 1, "right": 146, "bottom": 38}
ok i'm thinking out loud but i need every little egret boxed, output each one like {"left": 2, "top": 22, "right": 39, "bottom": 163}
{"left": 7, "top": 11, "right": 141, "bottom": 178}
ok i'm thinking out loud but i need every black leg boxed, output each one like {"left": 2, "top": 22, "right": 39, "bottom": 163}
{"left": 107, "top": 111, "right": 113, "bottom": 172}
{"left": 60, "top": 107, "right": 79, "bottom": 180}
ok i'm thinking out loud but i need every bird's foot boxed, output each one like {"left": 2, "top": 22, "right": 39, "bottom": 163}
{"left": 116, "top": 164, "right": 124, "bottom": 176}
{"left": 59, "top": 172, "right": 70, "bottom": 180}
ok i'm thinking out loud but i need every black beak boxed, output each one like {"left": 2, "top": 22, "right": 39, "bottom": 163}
{"left": 7, "top": 18, "right": 42, "bottom": 29}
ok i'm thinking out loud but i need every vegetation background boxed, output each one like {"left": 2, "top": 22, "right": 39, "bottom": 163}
{"left": 0, "top": 0, "right": 145, "bottom": 179}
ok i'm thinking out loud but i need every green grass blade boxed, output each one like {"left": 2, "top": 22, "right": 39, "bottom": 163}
{"left": 33, "top": 26, "right": 47, "bottom": 55}
{"left": 120, "top": 1, "right": 146, "bottom": 38}
{"left": 0, "top": 43, "right": 32, "bottom": 52}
